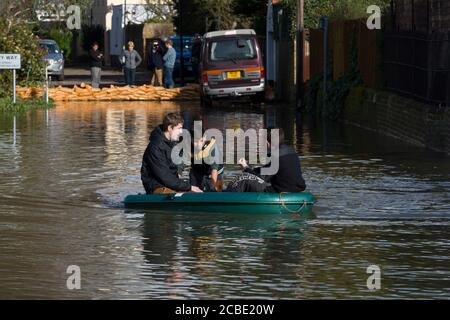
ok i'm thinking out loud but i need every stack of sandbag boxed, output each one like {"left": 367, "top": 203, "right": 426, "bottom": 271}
{"left": 16, "top": 83, "right": 200, "bottom": 101}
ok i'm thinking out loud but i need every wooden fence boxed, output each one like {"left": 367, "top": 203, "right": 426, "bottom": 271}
{"left": 309, "top": 19, "right": 382, "bottom": 89}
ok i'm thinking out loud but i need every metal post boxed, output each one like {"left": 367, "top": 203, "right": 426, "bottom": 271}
{"left": 13, "top": 69, "right": 16, "bottom": 104}
{"left": 123, "top": 0, "right": 127, "bottom": 45}
{"left": 179, "top": 4, "right": 185, "bottom": 87}
{"left": 13, "top": 116, "right": 16, "bottom": 145}
{"left": 46, "top": 75, "right": 49, "bottom": 104}
{"left": 390, "top": 0, "right": 395, "bottom": 30}
{"left": 320, "top": 17, "right": 329, "bottom": 114}
{"left": 296, "top": 0, "right": 304, "bottom": 108}
{"left": 45, "top": 66, "right": 49, "bottom": 104}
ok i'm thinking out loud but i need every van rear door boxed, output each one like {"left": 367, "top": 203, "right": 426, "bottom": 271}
{"left": 204, "top": 37, "right": 263, "bottom": 89}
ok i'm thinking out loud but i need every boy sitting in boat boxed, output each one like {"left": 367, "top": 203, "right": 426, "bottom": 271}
{"left": 141, "top": 113, "right": 203, "bottom": 194}
{"left": 226, "top": 128, "right": 306, "bottom": 193}
{"left": 190, "top": 135, "right": 224, "bottom": 192}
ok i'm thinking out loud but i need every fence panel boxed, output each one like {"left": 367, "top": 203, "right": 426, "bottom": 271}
{"left": 383, "top": 31, "right": 450, "bottom": 105}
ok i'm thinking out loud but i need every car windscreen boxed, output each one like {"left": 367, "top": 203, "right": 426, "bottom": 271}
{"left": 40, "top": 43, "right": 60, "bottom": 54}
{"left": 209, "top": 38, "right": 256, "bottom": 62}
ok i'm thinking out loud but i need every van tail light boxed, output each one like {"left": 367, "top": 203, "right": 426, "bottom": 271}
{"left": 202, "top": 73, "right": 208, "bottom": 83}
{"left": 260, "top": 68, "right": 265, "bottom": 79}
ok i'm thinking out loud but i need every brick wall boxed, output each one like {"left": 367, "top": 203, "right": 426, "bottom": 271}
{"left": 343, "top": 88, "right": 450, "bottom": 155}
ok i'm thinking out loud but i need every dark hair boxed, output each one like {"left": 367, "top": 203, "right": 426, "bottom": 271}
{"left": 165, "top": 39, "right": 173, "bottom": 46}
{"left": 267, "top": 127, "right": 285, "bottom": 146}
{"left": 162, "top": 113, "right": 184, "bottom": 132}
{"left": 91, "top": 42, "right": 99, "bottom": 47}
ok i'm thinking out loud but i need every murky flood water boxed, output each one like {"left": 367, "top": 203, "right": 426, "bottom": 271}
{"left": 0, "top": 101, "right": 449, "bottom": 299}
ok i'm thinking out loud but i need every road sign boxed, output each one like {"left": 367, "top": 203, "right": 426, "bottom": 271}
{"left": 0, "top": 54, "right": 21, "bottom": 103}
{"left": 0, "top": 54, "right": 21, "bottom": 69}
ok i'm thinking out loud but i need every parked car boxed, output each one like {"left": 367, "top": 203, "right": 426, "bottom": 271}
{"left": 39, "top": 39, "right": 65, "bottom": 81}
{"left": 170, "top": 35, "right": 194, "bottom": 78}
{"left": 199, "top": 29, "right": 265, "bottom": 105}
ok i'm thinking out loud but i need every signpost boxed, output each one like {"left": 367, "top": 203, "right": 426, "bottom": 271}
{"left": 0, "top": 54, "right": 21, "bottom": 104}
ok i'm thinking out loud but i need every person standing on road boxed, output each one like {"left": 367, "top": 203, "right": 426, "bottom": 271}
{"left": 120, "top": 41, "right": 142, "bottom": 86}
{"left": 163, "top": 39, "right": 176, "bottom": 89}
{"left": 148, "top": 39, "right": 164, "bottom": 86}
{"left": 89, "top": 42, "right": 103, "bottom": 88}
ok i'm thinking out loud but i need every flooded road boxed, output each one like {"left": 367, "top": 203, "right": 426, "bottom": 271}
{"left": 0, "top": 101, "right": 449, "bottom": 299}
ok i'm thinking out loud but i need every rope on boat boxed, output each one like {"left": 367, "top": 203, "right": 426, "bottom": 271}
{"left": 279, "top": 192, "right": 308, "bottom": 214}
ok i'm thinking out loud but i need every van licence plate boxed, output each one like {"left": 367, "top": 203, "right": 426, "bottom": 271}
{"left": 227, "top": 71, "right": 241, "bottom": 79}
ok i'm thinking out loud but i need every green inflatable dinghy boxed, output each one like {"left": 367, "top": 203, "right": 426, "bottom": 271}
{"left": 124, "top": 192, "right": 314, "bottom": 214}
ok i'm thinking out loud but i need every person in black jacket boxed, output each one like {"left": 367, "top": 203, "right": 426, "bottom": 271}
{"left": 141, "top": 113, "right": 203, "bottom": 194}
{"left": 89, "top": 42, "right": 103, "bottom": 88}
{"left": 148, "top": 39, "right": 164, "bottom": 86}
{"left": 226, "top": 128, "right": 306, "bottom": 193}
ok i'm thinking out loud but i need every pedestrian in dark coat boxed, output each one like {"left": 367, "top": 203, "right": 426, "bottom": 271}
{"left": 89, "top": 42, "right": 103, "bottom": 88}
{"left": 148, "top": 39, "right": 164, "bottom": 86}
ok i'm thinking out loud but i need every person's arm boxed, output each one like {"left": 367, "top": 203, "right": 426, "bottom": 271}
{"left": 120, "top": 50, "right": 125, "bottom": 65}
{"left": 239, "top": 158, "right": 257, "bottom": 174}
{"left": 239, "top": 158, "right": 273, "bottom": 182}
{"left": 147, "top": 145, "right": 192, "bottom": 192}
{"left": 135, "top": 51, "right": 143, "bottom": 67}
{"left": 89, "top": 49, "right": 99, "bottom": 61}
{"left": 210, "top": 169, "right": 219, "bottom": 188}
{"left": 170, "top": 49, "right": 176, "bottom": 65}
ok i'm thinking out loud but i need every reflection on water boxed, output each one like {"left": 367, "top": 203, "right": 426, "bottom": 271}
{"left": 0, "top": 101, "right": 449, "bottom": 299}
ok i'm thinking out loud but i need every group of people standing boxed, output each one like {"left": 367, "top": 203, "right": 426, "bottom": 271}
{"left": 88, "top": 39, "right": 177, "bottom": 89}
{"left": 147, "top": 39, "right": 176, "bottom": 88}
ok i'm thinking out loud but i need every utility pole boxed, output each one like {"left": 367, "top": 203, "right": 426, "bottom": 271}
{"left": 296, "top": 0, "right": 304, "bottom": 109}
{"left": 179, "top": 2, "right": 185, "bottom": 87}
{"left": 123, "top": 0, "right": 127, "bottom": 48}
{"left": 320, "top": 16, "right": 328, "bottom": 114}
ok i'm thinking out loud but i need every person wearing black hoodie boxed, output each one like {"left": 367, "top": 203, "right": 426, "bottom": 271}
{"left": 89, "top": 42, "right": 103, "bottom": 88}
{"left": 148, "top": 39, "right": 164, "bottom": 86}
{"left": 141, "top": 113, "right": 203, "bottom": 194}
{"left": 226, "top": 128, "right": 306, "bottom": 193}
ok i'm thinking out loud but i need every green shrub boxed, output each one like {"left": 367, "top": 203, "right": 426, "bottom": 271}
{"left": 0, "top": 21, "right": 47, "bottom": 97}
{"left": 0, "top": 97, "right": 54, "bottom": 113}
{"left": 304, "top": 24, "right": 363, "bottom": 120}
{"left": 49, "top": 28, "right": 73, "bottom": 60}
{"left": 282, "top": 0, "right": 391, "bottom": 29}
